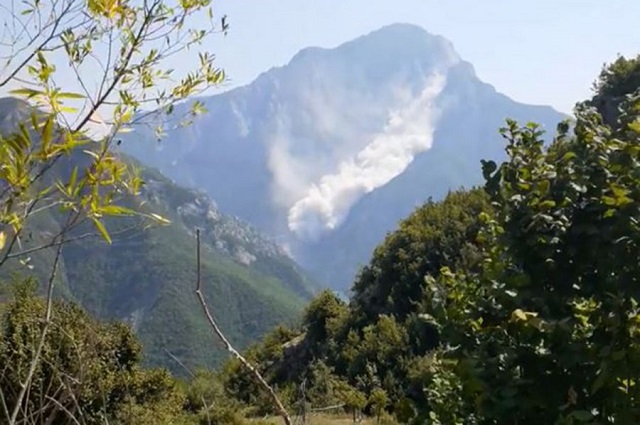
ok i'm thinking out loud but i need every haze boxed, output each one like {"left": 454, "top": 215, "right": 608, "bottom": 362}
{"left": 211, "top": 0, "right": 638, "bottom": 114}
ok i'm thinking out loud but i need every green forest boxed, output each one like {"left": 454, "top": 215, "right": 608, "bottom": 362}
{"left": 2, "top": 0, "right": 640, "bottom": 424}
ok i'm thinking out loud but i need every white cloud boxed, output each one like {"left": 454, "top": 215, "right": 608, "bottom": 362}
{"left": 287, "top": 72, "right": 447, "bottom": 240}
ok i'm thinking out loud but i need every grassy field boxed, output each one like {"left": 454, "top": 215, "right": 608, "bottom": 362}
{"left": 254, "top": 414, "right": 393, "bottom": 424}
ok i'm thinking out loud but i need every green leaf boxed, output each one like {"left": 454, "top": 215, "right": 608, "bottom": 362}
{"left": 57, "top": 91, "right": 85, "bottom": 99}
{"left": 92, "top": 218, "right": 112, "bottom": 244}
{"left": 42, "top": 116, "right": 53, "bottom": 148}
{"left": 9, "top": 88, "right": 43, "bottom": 98}
{"left": 149, "top": 213, "right": 171, "bottom": 225}
{"left": 568, "top": 410, "right": 593, "bottom": 421}
{"left": 539, "top": 199, "right": 556, "bottom": 210}
{"left": 59, "top": 106, "right": 78, "bottom": 113}
{"left": 511, "top": 309, "right": 528, "bottom": 322}
{"left": 538, "top": 179, "right": 550, "bottom": 196}
{"left": 100, "top": 205, "right": 135, "bottom": 216}
{"left": 610, "top": 184, "right": 630, "bottom": 198}
{"left": 68, "top": 167, "right": 78, "bottom": 192}
{"left": 628, "top": 120, "right": 640, "bottom": 134}
{"left": 83, "top": 150, "right": 100, "bottom": 160}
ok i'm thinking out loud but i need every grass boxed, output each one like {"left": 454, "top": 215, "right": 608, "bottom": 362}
{"left": 253, "top": 414, "right": 396, "bottom": 424}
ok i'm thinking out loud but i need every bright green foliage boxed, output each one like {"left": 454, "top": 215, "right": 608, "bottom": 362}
{"left": 369, "top": 388, "right": 389, "bottom": 424}
{"left": 182, "top": 369, "right": 250, "bottom": 424}
{"left": 343, "top": 386, "right": 368, "bottom": 423}
{"left": 424, "top": 90, "right": 640, "bottom": 423}
{"left": 0, "top": 282, "right": 273, "bottom": 424}
{"left": 350, "top": 188, "right": 491, "bottom": 323}
{"left": 303, "top": 290, "right": 348, "bottom": 356}
{"left": 304, "top": 360, "right": 351, "bottom": 408}
{"left": 304, "top": 290, "right": 348, "bottom": 341}
{"left": 222, "top": 325, "right": 302, "bottom": 416}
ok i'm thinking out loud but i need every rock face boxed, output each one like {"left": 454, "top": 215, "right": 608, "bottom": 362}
{"left": 122, "top": 23, "right": 567, "bottom": 293}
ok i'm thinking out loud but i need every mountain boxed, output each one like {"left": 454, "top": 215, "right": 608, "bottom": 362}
{"left": 121, "top": 23, "right": 567, "bottom": 293}
{"left": 0, "top": 97, "right": 318, "bottom": 373}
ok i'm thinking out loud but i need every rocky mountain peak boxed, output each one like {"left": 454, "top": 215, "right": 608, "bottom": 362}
{"left": 121, "top": 24, "right": 564, "bottom": 292}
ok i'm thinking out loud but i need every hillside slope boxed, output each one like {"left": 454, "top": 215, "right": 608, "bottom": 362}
{"left": 0, "top": 97, "right": 318, "bottom": 372}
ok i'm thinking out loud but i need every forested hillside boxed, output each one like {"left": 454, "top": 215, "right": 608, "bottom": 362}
{"left": 0, "top": 96, "right": 317, "bottom": 373}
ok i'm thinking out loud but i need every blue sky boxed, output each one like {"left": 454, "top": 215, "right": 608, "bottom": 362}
{"left": 1, "top": 0, "right": 637, "bottom": 115}
{"left": 210, "top": 0, "right": 639, "bottom": 113}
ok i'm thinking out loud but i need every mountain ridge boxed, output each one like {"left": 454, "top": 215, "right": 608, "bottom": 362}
{"left": 121, "top": 23, "right": 567, "bottom": 292}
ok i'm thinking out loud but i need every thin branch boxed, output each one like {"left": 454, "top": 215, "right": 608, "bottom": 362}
{"left": 44, "top": 395, "right": 81, "bottom": 425}
{"left": 194, "top": 229, "right": 292, "bottom": 425}
{"left": 0, "top": 195, "right": 46, "bottom": 268}
{"left": 4, "top": 219, "right": 146, "bottom": 261}
{"left": 73, "top": 0, "right": 161, "bottom": 134}
{"left": 311, "top": 403, "right": 346, "bottom": 412}
{"left": 0, "top": 0, "right": 74, "bottom": 87}
{"left": 8, "top": 230, "right": 65, "bottom": 425}
{"left": 0, "top": 386, "right": 9, "bottom": 424}
{"left": 164, "top": 349, "right": 212, "bottom": 425}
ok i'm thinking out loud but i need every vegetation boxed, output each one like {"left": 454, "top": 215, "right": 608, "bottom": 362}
{"left": 220, "top": 55, "right": 640, "bottom": 424}
{"left": 0, "top": 0, "right": 316, "bottom": 378}
{"left": 2, "top": 0, "right": 640, "bottom": 422}
{"left": 0, "top": 0, "right": 301, "bottom": 423}
{"left": 0, "top": 281, "right": 258, "bottom": 424}
{"left": 0, "top": 142, "right": 316, "bottom": 372}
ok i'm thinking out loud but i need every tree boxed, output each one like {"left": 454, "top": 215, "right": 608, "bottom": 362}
{"left": 425, "top": 56, "right": 640, "bottom": 423}
{"left": 183, "top": 369, "right": 249, "bottom": 425}
{"left": 0, "top": 1, "right": 227, "bottom": 422}
{"left": 338, "top": 385, "right": 367, "bottom": 424}
{"left": 0, "top": 0, "right": 226, "bottom": 264}
{"left": 590, "top": 54, "right": 640, "bottom": 128}
{"left": 0, "top": 280, "right": 188, "bottom": 424}
{"left": 302, "top": 289, "right": 348, "bottom": 359}
{"left": 220, "top": 190, "right": 495, "bottom": 421}
{"left": 368, "top": 388, "right": 389, "bottom": 424}
{"left": 350, "top": 188, "right": 490, "bottom": 324}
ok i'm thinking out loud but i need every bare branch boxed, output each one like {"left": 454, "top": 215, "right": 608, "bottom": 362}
{"left": 4, "top": 218, "right": 147, "bottom": 261}
{"left": 8, "top": 227, "right": 65, "bottom": 425}
{"left": 0, "top": 0, "right": 76, "bottom": 87}
{"left": 0, "top": 386, "right": 9, "bottom": 424}
{"left": 194, "top": 229, "right": 292, "bottom": 425}
{"left": 164, "top": 349, "right": 213, "bottom": 425}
